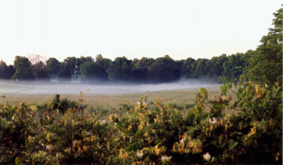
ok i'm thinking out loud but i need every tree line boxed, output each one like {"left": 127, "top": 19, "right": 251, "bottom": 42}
{"left": 0, "top": 52, "right": 251, "bottom": 83}
{"left": 0, "top": 6, "right": 281, "bottom": 85}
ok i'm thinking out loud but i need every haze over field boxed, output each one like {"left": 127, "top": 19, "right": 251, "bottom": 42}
{"left": 0, "top": 80, "right": 219, "bottom": 95}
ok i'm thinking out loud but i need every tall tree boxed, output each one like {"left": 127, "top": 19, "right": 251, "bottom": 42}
{"left": 107, "top": 57, "right": 132, "bottom": 81}
{"left": 207, "top": 54, "right": 228, "bottom": 81}
{"left": 63, "top": 57, "right": 77, "bottom": 78}
{"left": 181, "top": 57, "right": 195, "bottom": 78}
{"left": 58, "top": 64, "right": 71, "bottom": 81}
{"left": 76, "top": 56, "right": 94, "bottom": 78}
{"left": 80, "top": 55, "right": 110, "bottom": 81}
{"left": 131, "top": 57, "right": 154, "bottom": 82}
{"left": 46, "top": 57, "right": 61, "bottom": 78}
{"left": 80, "top": 62, "right": 95, "bottom": 80}
{"left": 77, "top": 56, "right": 94, "bottom": 65}
{"left": 12, "top": 56, "right": 34, "bottom": 80}
{"left": 248, "top": 6, "right": 282, "bottom": 85}
{"left": 31, "top": 61, "right": 50, "bottom": 81}
{"left": 0, "top": 60, "right": 15, "bottom": 80}
{"left": 148, "top": 55, "right": 180, "bottom": 82}
{"left": 94, "top": 55, "right": 111, "bottom": 81}
{"left": 192, "top": 58, "right": 209, "bottom": 78}
{"left": 222, "top": 53, "right": 250, "bottom": 81}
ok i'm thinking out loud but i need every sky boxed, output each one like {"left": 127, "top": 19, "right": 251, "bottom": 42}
{"left": 0, "top": 0, "right": 282, "bottom": 65}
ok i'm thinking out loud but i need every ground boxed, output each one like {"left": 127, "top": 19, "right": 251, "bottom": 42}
{"left": 0, "top": 86, "right": 224, "bottom": 108}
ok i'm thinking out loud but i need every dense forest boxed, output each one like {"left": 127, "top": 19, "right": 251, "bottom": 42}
{"left": 0, "top": 7, "right": 282, "bottom": 85}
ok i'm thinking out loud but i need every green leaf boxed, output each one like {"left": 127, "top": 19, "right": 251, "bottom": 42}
{"left": 195, "top": 104, "right": 202, "bottom": 113}
{"left": 212, "top": 102, "right": 225, "bottom": 110}
{"left": 186, "top": 113, "right": 195, "bottom": 124}
{"left": 228, "top": 139, "right": 238, "bottom": 150}
{"left": 200, "top": 88, "right": 208, "bottom": 99}
{"left": 220, "top": 83, "right": 232, "bottom": 95}
{"left": 210, "top": 141, "right": 217, "bottom": 146}
{"left": 237, "top": 132, "right": 243, "bottom": 135}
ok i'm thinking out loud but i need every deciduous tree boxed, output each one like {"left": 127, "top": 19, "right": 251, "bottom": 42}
{"left": 46, "top": 58, "right": 61, "bottom": 78}
{"left": 148, "top": 55, "right": 180, "bottom": 82}
{"left": 11, "top": 56, "right": 34, "bottom": 80}
{"left": 0, "top": 60, "right": 15, "bottom": 80}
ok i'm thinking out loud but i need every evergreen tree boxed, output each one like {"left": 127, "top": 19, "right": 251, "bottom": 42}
{"left": 248, "top": 6, "right": 282, "bottom": 85}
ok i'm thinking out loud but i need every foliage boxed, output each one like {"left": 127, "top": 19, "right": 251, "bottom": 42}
{"left": 107, "top": 57, "right": 132, "bottom": 81}
{"left": 0, "top": 80, "right": 281, "bottom": 164}
{"left": 181, "top": 57, "right": 195, "bottom": 78}
{"left": 194, "top": 58, "right": 210, "bottom": 79}
{"left": 63, "top": 57, "right": 78, "bottom": 77}
{"left": 46, "top": 58, "right": 61, "bottom": 78}
{"left": 248, "top": 6, "right": 282, "bottom": 85}
{"left": 207, "top": 54, "right": 228, "bottom": 81}
{"left": 148, "top": 55, "right": 180, "bottom": 82}
{"left": 31, "top": 61, "right": 50, "bottom": 81}
{"left": 222, "top": 52, "right": 251, "bottom": 81}
{"left": 11, "top": 56, "right": 34, "bottom": 80}
{"left": 80, "top": 55, "right": 110, "bottom": 82}
{"left": 45, "top": 95, "right": 87, "bottom": 114}
{"left": 0, "top": 60, "right": 15, "bottom": 80}
{"left": 131, "top": 57, "right": 154, "bottom": 82}
{"left": 58, "top": 65, "right": 71, "bottom": 81}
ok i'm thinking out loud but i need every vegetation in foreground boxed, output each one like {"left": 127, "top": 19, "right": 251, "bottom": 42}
{"left": 0, "top": 80, "right": 281, "bottom": 164}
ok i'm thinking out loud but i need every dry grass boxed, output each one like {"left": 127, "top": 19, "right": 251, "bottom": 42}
{"left": 0, "top": 85, "right": 228, "bottom": 108}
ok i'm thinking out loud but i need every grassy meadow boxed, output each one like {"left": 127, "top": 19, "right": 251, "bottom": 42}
{"left": 0, "top": 85, "right": 222, "bottom": 108}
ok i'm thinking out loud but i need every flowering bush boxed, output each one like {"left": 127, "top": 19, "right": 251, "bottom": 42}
{"left": 0, "top": 81, "right": 281, "bottom": 164}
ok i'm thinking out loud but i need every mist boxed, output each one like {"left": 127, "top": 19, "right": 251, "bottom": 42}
{"left": 0, "top": 79, "right": 220, "bottom": 95}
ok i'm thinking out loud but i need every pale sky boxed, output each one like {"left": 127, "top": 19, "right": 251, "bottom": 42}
{"left": 0, "top": 0, "right": 281, "bottom": 65}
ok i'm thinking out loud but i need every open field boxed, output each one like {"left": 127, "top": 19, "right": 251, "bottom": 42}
{"left": 0, "top": 80, "right": 225, "bottom": 107}
{"left": 0, "top": 85, "right": 223, "bottom": 108}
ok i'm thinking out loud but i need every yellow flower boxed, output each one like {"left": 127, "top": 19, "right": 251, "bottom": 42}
{"left": 83, "top": 145, "right": 88, "bottom": 151}
{"left": 78, "top": 146, "right": 83, "bottom": 153}
{"left": 153, "top": 145, "right": 161, "bottom": 156}
{"left": 30, "top": 105, "right": 37, "bottom": 111}
{"left": 119, "top": 149, "right": 129, "bottom": 159}
{"left": 28, "top": 136, "right": 33, "bottom": 142}
{"left": 248, "top": 127, "right": 256, "bottom": 137}
{"left": 138, "top": 125, "right": 143, "bottom": 130}
{"left": 144, "top": 132, "right": 148, "bottom": 137}
{"left": 64, "top": 147, "right": 71, "bottom": 153}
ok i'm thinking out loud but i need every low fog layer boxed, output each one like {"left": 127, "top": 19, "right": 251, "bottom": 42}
{"left": 0, "top": 80, "right": 220, "bottom": 95}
